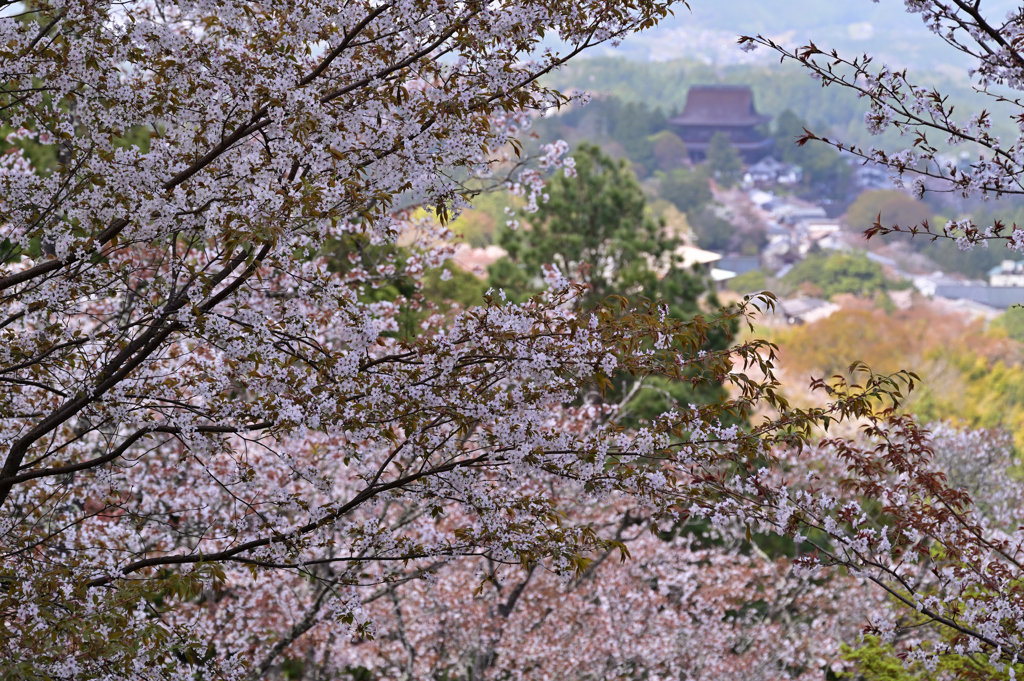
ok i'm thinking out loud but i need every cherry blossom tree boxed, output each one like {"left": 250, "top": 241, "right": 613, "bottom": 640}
{"left": 729, "top": 3, "right": 1024, "bottom": 667}
{"left": 111, "top": 401, "right": 891, "bottom": 681}
{"left": 0, "top": 0, "right": 873, "bottom": 677}
{"left": 686, "top": 408, "right": 1024, "bottom": 676}
{"left": 355, "top": 423, "right": 1024, "bottom": 680}
{"left": 12, "top": 0, "right": 1024, "bottom": 677}
{"left": 264, "top": 496, "right": 880, "bottom": 681}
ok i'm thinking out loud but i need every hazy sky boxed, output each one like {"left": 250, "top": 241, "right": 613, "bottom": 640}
{"left": 604, "top": 0, "right": 1019, "bottom": 72}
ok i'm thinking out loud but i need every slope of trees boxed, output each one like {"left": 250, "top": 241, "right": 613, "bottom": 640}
{"left": 738, "top": 2, "right": 1024, "bottom": 669}
{"left": 774, "top": 299, "right": 1024, "bottom": 446}
{"left": 0, "top": 0, "right": 882, "bottom": 677}
{"left": 490, "top": 144, "right": 731, "bottom": 423}
{"left": 9, "top": 1, "right": 1024, "bottom": 679}
{"left": 543, "top": 57, "right": 1017, "bottom": 151}
{"left": 780, "top": 251, "right": 900, "bottom": 300}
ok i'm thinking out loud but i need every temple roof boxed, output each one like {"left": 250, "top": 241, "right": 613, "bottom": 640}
{"left": 668, "top": 86, "right": 772, "bottom": 128}
{"left": 683, "top": 138, "right": 774, "bottom": 152}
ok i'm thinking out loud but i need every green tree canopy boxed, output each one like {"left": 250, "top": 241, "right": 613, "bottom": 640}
{"left": 655, "top": 166, "right": 733, "bottom": 252}
{"left": 324, "top": 238, "right": 487, "bottom": 340}
{"left": 612, "top": 101, "right": 668, "bottom": 175}
{"left": 993, "top": 306, "right": 1024, "bottom": 343}
{"left": 845, "top": 189, "right": 932, "bottom": 235}
{"left": 646, "top": 130, "right": 689, "bottom": 173}
{"left": 918, "top": 208, "right": 1024, "bottom": 278}
{"left": 782, "top": 251, "right": 895, "bottom": 299}
{"left": 689, "top": 207, "right": 735, "bottom": 253}
{"left": 727, "top": 269, "right": 767, "bottom": 294}
{"left": 657, "top": 166, "right": 713, "bottom": 216}
{"left": 489, "top": 143, "right": 732, "bottom": 422}
{"left": 705, "top": 132, "right": 743, "bottom": 188}
{"left": 492, "top": 143, "right": 700, "bottom": 311}
{"left": 530, "top": 95, "right": 670, "bottom": 176}
{"left": 773, "top": 109, "right": 852, "bottom": 200}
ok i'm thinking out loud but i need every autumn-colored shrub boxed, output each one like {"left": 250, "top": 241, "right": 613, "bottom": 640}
{"left": 776, "top": 300, "right": 1024, "bottom": 446}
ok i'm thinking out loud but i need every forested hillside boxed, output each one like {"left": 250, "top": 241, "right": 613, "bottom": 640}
{"left": 542, "top": 58, "right": 1020, "bottom": 151}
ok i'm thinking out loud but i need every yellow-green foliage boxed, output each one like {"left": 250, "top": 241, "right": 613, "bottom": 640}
{"left": 913, "top": 351, "right": 1024, "bottom": 450}
{"left": 838, "top": 635, "right": 1024, "bottom": 680}
{"left": 412, "top": 190, "right": 519, "bottom": 248}
{"left": 993, "top": 306, "right": 1024, "bottom": 343}
{"left": 421, "top": 262, "right": 487, "bottom": 310}
{"left": 776, "top": 302, "right": 1024, "bottom": 448}
{"left": 780, "top": 251, "right": 900, "bottom": 300}
{"left": 448, "top": 209, "right": 496, "bottom": 248}
{"left": 728, "top": 269, "right": 767, "bottom": 293}
{"left": 1, "top": 124, "right": 153, "bottom": 176}
{"left": 449, "top": 190, "right": 516, "bottom": 247}
{"left": 837, "top": 637, "right": 923, "bottom": 681}
{"left": 646, "top": 130, "right": 689, "bottom": 172}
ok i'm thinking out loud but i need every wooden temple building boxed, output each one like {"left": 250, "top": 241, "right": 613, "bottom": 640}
{"left": 668, "top": 85, "right": 773, "bottom": 163}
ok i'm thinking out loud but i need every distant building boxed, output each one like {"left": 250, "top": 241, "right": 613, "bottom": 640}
{"left": 771, "top": 202, "right": 827, "bottom": 226}
{"left": 934, "top": 285, "right": 1024, "bottom": 310}
{"left": 748, "top": 189, "right": 776, "bottom": 208}
{"left": 675, "top": 244, "right": 723, "bottom": 273}
{"left": 935, "top": 297, "right": 1002, "bottom": 322}
{"left": 990, "top": 260, "right": 1024, "bottom": 287}
{"left": 672, "top": 245, "right": 736, "bottom": 289}
{"left": 717, "top": 255, "right": 761, "bottom": 277}
{"left": 762, "top": 234, "right": 799, "bottom": 272}
{"left": 913, "top": 269, "right": 1024, "bottom": 309}
{"left": 775, "top": 297, "right": 840, "bottom": 325}
{"left": 743, "top": 156, "right": 802, "bottom": 186}
{"left": 800, "top": 219, "right": 841, "bottom": 244}
{"left": 668, "top": 86, "right": 773, "bottom": 163}
{"left": 913, "top": 271, "right": 966, "bottom": 298}
{"left": 852, "top": 163, "right": 893, "bottom": 191}
{"left": 865, "top": 251, "right": 898, "bottom": 269}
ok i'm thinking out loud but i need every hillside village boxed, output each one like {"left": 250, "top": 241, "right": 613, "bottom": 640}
{"left": 451, "top": 84, "right": 1024, "bottom": 326}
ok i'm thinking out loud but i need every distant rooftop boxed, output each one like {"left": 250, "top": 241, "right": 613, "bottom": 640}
{"left": 990, "top": 259, "right": 1024, "bottom": 276}
{"left": 775, "top": 297, "right": 840, "bottom": 325}
{"left": 675, "top": 245, "right": 722, "bottom": 269}
{"left": 668, "top": 86, "right": 772, "bottom": 128}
